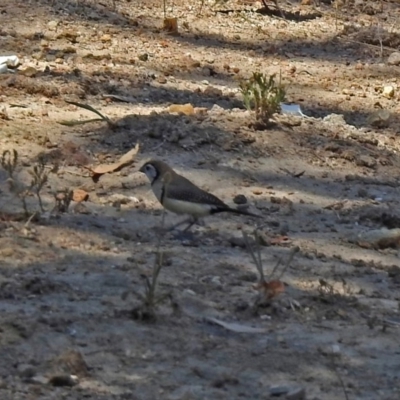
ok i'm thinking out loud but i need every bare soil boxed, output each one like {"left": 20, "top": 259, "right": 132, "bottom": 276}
{"left": 0, "top": 0, "right": 400, "bottom": 399}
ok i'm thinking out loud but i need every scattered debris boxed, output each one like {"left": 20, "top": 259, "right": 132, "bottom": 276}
{"left": 58, "top": 101, "right": 115, "bottom": 127}
{"left": 1, "top": 1, "right": 400, "bottom": 398}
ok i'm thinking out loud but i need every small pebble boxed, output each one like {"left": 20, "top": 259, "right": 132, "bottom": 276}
{"left": 286, "top": 387, "right": 306, "bottom": 400}
{"left": 269, "top": 385, "right": 290, "bottom": 396}
{"left": 233, "top": 194, "right": 247, "bottom": 205}
{"left": 48, "top": 374, "right": 78, "bottom": 387}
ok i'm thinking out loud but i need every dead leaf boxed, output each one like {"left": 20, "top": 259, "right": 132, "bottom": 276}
{"left": 168, "top": 103, "right": 194, "bottom": 115}
{"left": 86, "top": 143, "right": 139, "bottom": 183}
{"left": 72, "top": 189, "right": 89, "bottom": 202}
{"left": 254, "top": 280, "right": 285, "bottom": 299}
{"left": 270, "top": 236, "right": 291, "bottom": 245}
{"left": 204, "top": 317, "right": 268, "bottom": 333}
{"left": 324, "top": 200, "right": 346, "bottom": 210}
{"left": 163, "top": 18, "right": 178, "bottom": 33}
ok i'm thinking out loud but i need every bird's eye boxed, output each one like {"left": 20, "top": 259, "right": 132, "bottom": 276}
{"left": 144, "top": 164, "right": 157, "bottom": 178}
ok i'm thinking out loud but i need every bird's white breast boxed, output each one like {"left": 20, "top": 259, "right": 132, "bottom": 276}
{"left": 150, "top": 174, "right": 214, "bottom": 217}
{"left": 162, "top": 197, "right": 213, "bottom": 217}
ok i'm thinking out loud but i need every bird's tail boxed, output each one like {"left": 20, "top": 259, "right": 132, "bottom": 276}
{"left": 212, "top": 206, "right": 261, "bottom": 218}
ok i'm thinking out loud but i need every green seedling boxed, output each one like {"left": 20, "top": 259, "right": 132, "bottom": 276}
{"left": 240, "top": 72, "right": 286, "bottom": 124}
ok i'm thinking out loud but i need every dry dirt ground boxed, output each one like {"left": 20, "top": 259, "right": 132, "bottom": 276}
{"left": 1, "top": 0, "right": 400, "bottom": 399}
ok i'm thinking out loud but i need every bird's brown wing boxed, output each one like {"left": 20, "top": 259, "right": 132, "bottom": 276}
{"left": 164, "top": 174, "right": 261, "bottom": 218}
{"left": 165, "top": 174, "right": 228, "bottom": 207}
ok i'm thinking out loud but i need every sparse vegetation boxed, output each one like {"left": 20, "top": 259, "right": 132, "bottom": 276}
{"left": 28, "top": 158, "right": 48, "bottom": 212}
{"left": 130, "top": 171, "right": 177, "bottom": 321}
{"left": 2, "top": 149, "right": 30, "bottom": 215}
{"left": 243, "top": 229, "right": 298, "bottom": 307}
{"left": 130, "top": 242, "right": 174, "bottom": 321}
{"left": 239, "top": 72, "right": 286, "bottom": 124}
{"left": 0, "top": 0, "right": 399, "bottom": 398}
{"left": 129, "top": 173, "right": 179, "bottom": 320}
{"left": 1, "top": 150, "right": 51, "bottom": 216}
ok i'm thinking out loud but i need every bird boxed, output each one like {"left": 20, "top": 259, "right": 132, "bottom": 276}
{"left": 139, "top": 159, "right": 261, "bottom": 232}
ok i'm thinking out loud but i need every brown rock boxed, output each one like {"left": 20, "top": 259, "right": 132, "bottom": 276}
{"left": 203, "top": 86, "right": 223, "bottom": 97}
{"left": 286, "top": 387, "right": 306, "bottom": 400}
{"left": 356, "top": 155, "right": 376, "bottom": 169}
{"left": 18, "top": 67, "right": 38, "bottom": 77}
{"left": 233, "top": 194, "right": 247, "bottom": 204}
{"left": 48, "top": 374, "right": 78, "bottom": 387}
{"left": 387, "top": 51, "right": 400, "bottom": 66}
{"left": 73, "top": 203, "right": 91, "bottom": 214}
{"left": 52, "top": 349, "right": 89, "bottom": 377}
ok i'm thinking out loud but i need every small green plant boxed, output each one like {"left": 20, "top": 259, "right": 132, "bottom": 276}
{"left": 239, "top": 72, "right": 286, "bottom": 124}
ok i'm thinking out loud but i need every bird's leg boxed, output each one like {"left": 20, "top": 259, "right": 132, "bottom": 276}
{"left": 168, "top": 216, "right": 202, "bottom": 232}
{"left": 262, "top": 0, "right": 285, "bottom": 19}
{"left": 182, "top": 217, "right": 199, "bottom": 232}
{"left": 168, "top": 217, "right": 195, "bottom": 232}
{"left": 168, "top": 217, "right": 200, "bottom": 242}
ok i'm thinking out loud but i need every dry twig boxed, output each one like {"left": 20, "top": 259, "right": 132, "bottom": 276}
{"left": 129, "top": 171, "right": 177, "bottom": 320}
{"left": 243, "top": 229, "right": 299, "bottom": 303}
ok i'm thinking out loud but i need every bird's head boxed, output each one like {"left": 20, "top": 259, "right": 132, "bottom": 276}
{"left": 139, "top": 160, "right": 172, "bottom": 184}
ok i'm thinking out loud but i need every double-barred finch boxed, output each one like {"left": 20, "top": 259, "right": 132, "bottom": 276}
{"left": 139, "top": 160, "right": 261, "bottom": 231}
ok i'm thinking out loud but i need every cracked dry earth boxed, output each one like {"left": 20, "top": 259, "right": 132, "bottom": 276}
{"left": 1, "top": 0, "right": 400, "bottom": 399}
